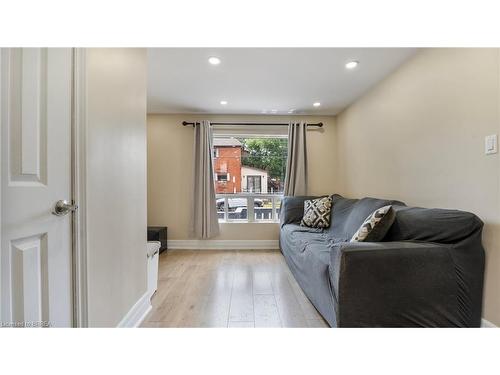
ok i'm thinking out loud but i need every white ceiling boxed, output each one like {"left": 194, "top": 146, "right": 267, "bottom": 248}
{"left": 147, "top": 48, "right": 418, "bottom": 115}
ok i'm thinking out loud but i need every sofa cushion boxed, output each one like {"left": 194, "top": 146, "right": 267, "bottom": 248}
{"left": 280, "top": 195, "right": 326, "bottom": 227}
{"left": 326, "top": 195, "right": 405, "bottom": 240}
{"left": 350, "top": 205, "right": 396, "bottom": 242}
{"left": 300, "top": 196, "right": 333, "bottom": 228}
{"left": 384, "top": 205, "right": 483, "bottom": 244}
{"left": 279, "top": 223, "right": 340, "bottom": 326}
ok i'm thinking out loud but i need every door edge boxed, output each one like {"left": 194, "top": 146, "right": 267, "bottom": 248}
{"left": 72, "top": 48, "right": 89, "bottom": 328}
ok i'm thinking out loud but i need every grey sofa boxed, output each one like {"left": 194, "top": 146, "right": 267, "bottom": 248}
{"left": 279, "top": 194, "right": 485, "bottom": 327}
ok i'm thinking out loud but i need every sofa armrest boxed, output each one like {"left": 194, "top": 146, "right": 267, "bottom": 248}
{"left": 333, "top": 241, "right": 463, "bottom": 327}
{"left": 280, "top": 195, "right": 319, "bottom": 227}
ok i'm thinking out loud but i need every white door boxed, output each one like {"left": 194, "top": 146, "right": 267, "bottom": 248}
{"left": 1, "top": 48, "right": 73, "bottom": 327}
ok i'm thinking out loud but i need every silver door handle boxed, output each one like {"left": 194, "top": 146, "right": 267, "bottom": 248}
{"left": 52, "top": 200, "right": 78, "bottom": 216}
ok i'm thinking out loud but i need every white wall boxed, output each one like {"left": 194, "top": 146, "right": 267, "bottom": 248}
{"left": 85, "top": 48, "right": 148, "bottom": 327}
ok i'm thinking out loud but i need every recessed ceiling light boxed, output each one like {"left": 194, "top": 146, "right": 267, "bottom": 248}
{"left": 220, "top": 100, "right": 228, "bottom": 105}
{"left": 345, "top": 60, "right": 359, "bottom": 69}
{"left": 271, "top": 109, "right": 278, "bottom": 113}
{"left": 313, "top": 102, "right": 321, "bottom": 107}
{"left": 288, "top": 109, "right": 295, "bottom": 113}
{"left": 208, "top": 57, "right": 221, "bottom": 65}
{"left": 261, "top": 110, "right": 268, "bottom": 114}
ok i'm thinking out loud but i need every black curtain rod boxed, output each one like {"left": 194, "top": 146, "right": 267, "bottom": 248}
{"left": 182, "top": 121, "right": 323, "bottom": 128}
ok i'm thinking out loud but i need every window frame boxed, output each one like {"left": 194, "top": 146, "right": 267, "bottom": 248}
{"left": 215, "top": 193, "right": 283, "bottom": 223}
{"left": 212, "top": 129, "right": 287, "bottom": 224}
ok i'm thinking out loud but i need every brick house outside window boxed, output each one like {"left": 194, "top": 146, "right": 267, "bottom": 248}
{"left": 213, "top": 138, "right": 242, "bottom": 194}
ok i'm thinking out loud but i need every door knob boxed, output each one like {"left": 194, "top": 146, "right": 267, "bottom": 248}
{"left": 52, "top": 200, "right": 78, "bottom": 216}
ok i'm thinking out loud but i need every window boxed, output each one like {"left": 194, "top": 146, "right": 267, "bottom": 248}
{"left": 213, "top": 132, "right": 288, "bottom": 223}
{"left": 216, "top": 173, "right": 228, "bottom": 182}
{"left": 246, "top": 175, "right": 261, "bottom": 193}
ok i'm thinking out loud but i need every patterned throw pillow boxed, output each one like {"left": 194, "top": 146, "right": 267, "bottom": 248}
{"left": 300, "top": 196, "right": 333, "bottom": 228}
{"left": 350, "top": 205, "right": 395, "bottom": 242}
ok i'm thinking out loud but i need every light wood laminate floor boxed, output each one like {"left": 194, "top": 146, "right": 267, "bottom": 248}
{"left": 141, "top": 250, "right": 329, "bottom": 328}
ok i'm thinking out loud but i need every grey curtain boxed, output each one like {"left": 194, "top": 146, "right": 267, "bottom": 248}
{"left": 189, "top": 120, "right": 220, "bottom": 239}
{"left": 284, "top": 122, "right": 308, "bottom": 196}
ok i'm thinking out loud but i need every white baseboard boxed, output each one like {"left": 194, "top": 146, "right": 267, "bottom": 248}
{"left": 168, "top": 239, "right": 279, "bottom": 250}
{"left": 117, "top": 291, "right": 152, "bottom": 328}
{"left": 481, "top": 318, "right": 498, "bottom": 328}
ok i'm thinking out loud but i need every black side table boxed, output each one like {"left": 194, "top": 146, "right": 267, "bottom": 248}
{"left": 147, "top": 226, "right": 168, "bottom": 254}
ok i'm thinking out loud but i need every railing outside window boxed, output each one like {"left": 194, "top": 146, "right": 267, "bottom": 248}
{"left": 216, "top": 194, "right": 283, "bottom": 223}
